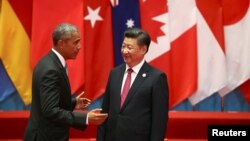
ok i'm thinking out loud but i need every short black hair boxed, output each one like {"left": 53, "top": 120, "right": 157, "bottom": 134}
{"left": 124, "top": 28, "right": 151, "bottom": 52}
{"left": 52, "top": 23, "right": 79, "bottom": 46}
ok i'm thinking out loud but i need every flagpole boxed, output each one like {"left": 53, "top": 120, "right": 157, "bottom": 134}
{"left": 221, "top": 96, "right": 224, "bottom": 112}
{"left": 192, "top": 104, "right": 196, "bottom": 111}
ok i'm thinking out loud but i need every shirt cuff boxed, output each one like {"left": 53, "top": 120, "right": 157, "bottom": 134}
{"left": 86, "top": 112, "right": 89, "bottom": 125}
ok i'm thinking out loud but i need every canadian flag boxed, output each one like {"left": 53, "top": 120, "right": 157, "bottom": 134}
{"left": 141, "top": 0, "right": 198, "bottom": 107}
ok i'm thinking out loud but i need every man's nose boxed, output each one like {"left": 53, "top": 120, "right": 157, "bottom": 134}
{"left": 122, "top": 48, "right": 129, "bottom": 53}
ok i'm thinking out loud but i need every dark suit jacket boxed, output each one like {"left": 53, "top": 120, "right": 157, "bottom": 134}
{"left": 97, "top": 62, "right": 169, "bottom": 141}
{"left": 23, "top": 51, "right": 87, "bottom": 141}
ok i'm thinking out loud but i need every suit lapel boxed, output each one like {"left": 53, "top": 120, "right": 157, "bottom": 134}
{"left": 120, "top": 62, "right": 150, "bottom": 111}
{"left": 48, "top": 51, "right": 71, "bottom": 92}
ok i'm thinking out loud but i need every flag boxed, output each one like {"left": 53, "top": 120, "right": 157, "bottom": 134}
{"left": 83, "top": 0, "right": 114, "bottom": 100}
{"left": 240, "top": 79, "right": 250, "bottom": 104}
{"left": 106, "top": 0, "right": 197, "bottom": 108}
{"left": 31, "top": 0, "right": 84, "bottom": 93}
{"left": 112, "top": 0, "right": 141, "bottom": 65}
{"left": 219, "top": 0, "right": 250, "bottom": 97}
{"left": 96, "top": 0, "right": 198, "bottom": 108}
{"left": 0, "top": 0, "right": 32, "bottom": 105}
{"left": 189, "top": 0, "right": 227, "bottom": 105}
{"left": 167, "top": 0, "right": 198, "bottom": 107}
{"left": 139, "top": 0, "right": 170, "bottom": 77}
{"left": 0, "top": 61, "right": 16, "bottom": 102}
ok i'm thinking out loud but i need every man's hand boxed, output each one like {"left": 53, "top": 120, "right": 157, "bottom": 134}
{"left": 76, "top": 91, "right": 91, "bottom": 109}
{"left": 88, "top": 109, "right": 108, "bottom": 125}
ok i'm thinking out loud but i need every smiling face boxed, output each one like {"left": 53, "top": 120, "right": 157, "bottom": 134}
{"left": 58, "top": 31, "right": 81, "bottom": 60}
{"left": 121, "top": 37, "right": 147, "bottom": 68}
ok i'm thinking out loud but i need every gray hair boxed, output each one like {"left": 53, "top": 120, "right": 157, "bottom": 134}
{"left": 52, "top": 23, "right": 79, "bottom": 46}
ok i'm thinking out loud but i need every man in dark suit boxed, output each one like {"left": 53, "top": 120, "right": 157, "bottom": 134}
{"left": 97, "top": 28, "right": 169, "bottom": 141}
{"left": 23, "top": 23, "right": 108, "bottom": 141}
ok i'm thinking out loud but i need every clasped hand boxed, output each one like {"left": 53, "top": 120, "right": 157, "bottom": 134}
{"left": 76, "top": 91, "right": 108, "bottom": 125}
{"left": 88, "top": 108, "right": 108, "bottom": 125}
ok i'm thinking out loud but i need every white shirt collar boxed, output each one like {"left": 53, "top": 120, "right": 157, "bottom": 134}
{"left": 125, "top": 59, "right": 145, "bottom": 74}
{"left": 52, "top": 48, "right": 66, "bottom": 67}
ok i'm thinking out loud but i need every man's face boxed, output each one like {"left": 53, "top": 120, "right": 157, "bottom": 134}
{"left": 61, "top": 31, "right": 81, "bottom": 60}
{"left": 121, "top": 37, "right": 146, "bottom": 68}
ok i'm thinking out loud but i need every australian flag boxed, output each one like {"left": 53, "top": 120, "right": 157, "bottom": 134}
{"left": 112, "top": 0, "right": 141, "bottom": 66}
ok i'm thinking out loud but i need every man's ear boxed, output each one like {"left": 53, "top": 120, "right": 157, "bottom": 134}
{"left": 58, "top": 39, "right": 63, "bottom": 46}
{"left": 57, "top": 39, "right": 65, "bottom": 50}
{"left": 141, "top": 45, "right": 147, "bottom": 54}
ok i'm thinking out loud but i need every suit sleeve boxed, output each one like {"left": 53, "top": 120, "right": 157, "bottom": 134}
{"left": 71, "top": 93, "right": 77, "bottom": 110}
{"left": 150, "top": 73, "right": 169, "bottom": 141}
{"left": 39, "top": 69, "right": 87, "bottom": 130}
{"left": 97, "top": 71, "right": 112, "bottom": 141}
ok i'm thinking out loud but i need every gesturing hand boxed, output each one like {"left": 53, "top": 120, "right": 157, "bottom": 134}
{"left": 76, "top": 91, "right": 91, "bottom": 109}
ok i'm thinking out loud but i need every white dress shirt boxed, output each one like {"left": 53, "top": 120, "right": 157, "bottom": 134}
{"left": 121, "top": 59, "right": 145, "bottom": 94}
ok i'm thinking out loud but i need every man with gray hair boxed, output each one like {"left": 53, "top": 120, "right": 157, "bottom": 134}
{"left": 23, "top": 23, "right": 108, "bottom": 141}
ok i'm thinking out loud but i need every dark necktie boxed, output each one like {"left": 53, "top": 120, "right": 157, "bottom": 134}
{"left": 120, "top": 68, "right": 133, "bottom": 107}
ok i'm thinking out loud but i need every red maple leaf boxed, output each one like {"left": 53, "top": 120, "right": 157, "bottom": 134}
{"left": 139, "top": 0, "right": 168, "bottom": 43}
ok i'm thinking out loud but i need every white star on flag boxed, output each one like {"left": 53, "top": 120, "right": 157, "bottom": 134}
{"left": 126, "top": 18, "right": 135, "bottom": 28}
{"left": 84, "top": 6, "right": 103, "bottom": 28}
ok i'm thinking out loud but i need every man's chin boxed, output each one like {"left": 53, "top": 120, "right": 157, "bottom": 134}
{"left": 124, "top": 60, "right": 132, "bottom": 66}
{"left": 68, "top": 56, "right": 77, "bottom": 60}
{"left": 123, "top": 59, "right": 128, "bottom": 63}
